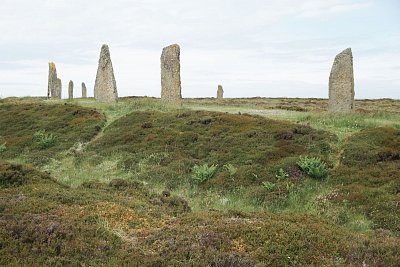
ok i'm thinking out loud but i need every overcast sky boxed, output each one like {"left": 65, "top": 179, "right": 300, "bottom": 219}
{"left": 0, "top": 0, "right": 399, "bottom": 99}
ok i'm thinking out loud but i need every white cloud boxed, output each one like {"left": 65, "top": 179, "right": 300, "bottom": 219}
{"left": 0, "top": 0, "right": 398, "bottom": 99}
{"left": 298, "top": 0, "right": 372, "bottom": 18}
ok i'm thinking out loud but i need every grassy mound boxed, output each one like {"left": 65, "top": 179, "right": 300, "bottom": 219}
{"left": 0, "top": 102, "right": 106, "bottom": 165}
{"left": 128, "top": 211, "right": 400, "bottom": 266}
{"left": 88, "top": 110, "right": 336, "bottom": 192}
{"left": 330, "top": 127, "right": 400, "bottom": 234}
{"left": 0, "top": 160, "right": 51, "bottom": 187}
{"left": 0, "top": 160, "right": 189, "bottom": 266}
{"left": 1, "top": 160, "right": 398, "bottom": 266}
{"left": 341, "top": 127, "right": 400, "bottom": 166}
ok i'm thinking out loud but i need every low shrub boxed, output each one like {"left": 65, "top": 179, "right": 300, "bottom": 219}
{"left": 33, "top": 130, "right": 57, "bottom": 149}
{"left": 296, "top": 156, "right": 328, "bottom": 179}
{"left": 0, "top": 142, "right": 6, "bottom": 153}
{"left": 109, "top": 178, "right": 129, "bottom": 189}
{"left": 275, "top": 168, "right": 289, "bottom": 180}
{"left": 191, "top": 164, "right": 218, "bottom": 185}
{"left": 262, "top": 181, "right": 276, "bottom": 191}
{"left": 223, "top": 163, "right": 237, "bottom": 177}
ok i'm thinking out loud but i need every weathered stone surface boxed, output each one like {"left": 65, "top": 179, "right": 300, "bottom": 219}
{"left": 82, "top": 82, "right": 87, "bottom": 98}
{"left": 47, "top": 62, "right": 60, "bottom": 99}
{"left": 217, "top": 85, "right": 224, "bottom": 99}
{"left": 161, "top": 44, "right": 182, "bottom": 103}
{"left": 94, "top": 44, "right": 118, "bottom": 102}
{"left": 55, "top": 78, "right": 62, "bottom": 99}
{"left": 68, "top": 80, "right": 74, "bottom": 100}
{"left": 328, "top": 48, "right": 355, "bottom": 112}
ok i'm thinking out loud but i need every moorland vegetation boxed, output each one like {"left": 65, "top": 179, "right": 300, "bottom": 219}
{"left": 0, "top": 96, "right": 399, "bottom": 266}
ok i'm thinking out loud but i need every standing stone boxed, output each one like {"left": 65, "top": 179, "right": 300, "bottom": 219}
{"left": 94, "top": 44, "right": 118, "bottom": 102}
{"left": 328, "top": 48, "right": 355, "bottom": 112}
{"left": 217, "top": 85, "right": 224, "bottom": 99}
{"left": 68, "top": 80, "right": 74, "bottom": 100}
{"left": 82, "top": 82, "right": 87, "bottom": 98}
{"left": 55, "top": 78, "right": 62, "bottom": 99}
{"left": 161, "top": 44, "right": 182, "bottom": 103}
{"left": 47, "top": 62, "right": 59, "bottom": 99}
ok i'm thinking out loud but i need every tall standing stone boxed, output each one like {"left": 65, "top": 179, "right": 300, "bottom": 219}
{"left": 68, "top": 80, "right": 74, "bottom": 100}
{"left": 55, "top": 78, "right": 62, "bottom": 99}
{"left": 94, "top": 44, "right": 118, "bottom": 102}
{"left": 217, "top": 85, "right": 224, "bottom": 99}
{"left": 328, "top": 48, "right": 355, "bottom": 112}
{"left": 161, "top": 44, "right": 182, "bottom": 103}
{"left": 82, "top": 82, "right": 87, "bottom": 98}
{"left": 47, "top": 62, "right": 59, "bottom": 99}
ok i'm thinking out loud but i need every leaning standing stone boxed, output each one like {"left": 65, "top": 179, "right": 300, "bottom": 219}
{"left": 217, "top": 85, "right": 224, "bottom": 99}
{"left": 94, "top": 44, "right": 118, "bottom": 102}
{"left": 328, "top": 48, "right": 355, "bottom": 112}
{"left": 82, "top": 82, "right": 87, "bottom": 98}
{"left": 161, "top": 44, "right": 182, "bottom": 103}
{"left": 68, "top": 80, "right": 74, "bottom": 100}
{"left": 47, "top": 62, "right": 59, "bottom": 99}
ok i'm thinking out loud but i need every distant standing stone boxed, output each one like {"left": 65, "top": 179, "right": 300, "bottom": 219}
{"left": 82, "top": 82, "right": 87, "bottom": 98}
{"left": 55, "top": 78, "right": 62, "bottom": 99}
{"left": 94, "top": 44, "right": 118, "bottom": 102}
{"left": 328, "top": 48, "right": 355, "bottom": 112}
{"left": 161, "top": 44, "right": 182, "bottom": 103}
{"left": 47, "top": 62, "right": 60, "bottom": 99}
{"left": 217, "top": 85, "right": 224, "bottom": 99}
{"left": 68, "top": 80, "right": 74, "bottom": 100}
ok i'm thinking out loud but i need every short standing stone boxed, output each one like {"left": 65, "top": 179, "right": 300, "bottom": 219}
{"left": 68, "top": 80, "right": 74, "bottom": 100}
{"left": 328, "top": 48, "right": 355, "bottom": 112}
{"left": 82, "top": 82, "right": 87, "bottom": 98}
{"left": 55, "top": 78, "right": 62, "bottom": 99}
{"left": 217, "top": 85, "right": 224, "bottom": 99}
{"left": 47, "top": 62, "right": 59, "bottom": 99}
{"left": 161, "top": 44, "right": 182, "bottom": 103}
{"left": 94, "top": 44, "right": 118, "bottom": 102}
